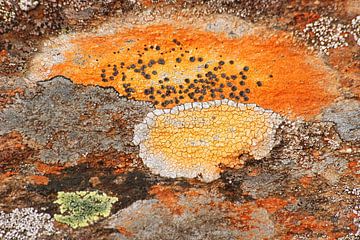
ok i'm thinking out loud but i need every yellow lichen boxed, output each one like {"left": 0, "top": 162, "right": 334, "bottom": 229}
{"left": 133, "top": 99, "right": 282, "bottom": 182}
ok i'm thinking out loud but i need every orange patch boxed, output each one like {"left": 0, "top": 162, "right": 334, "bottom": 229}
{"left": 116, "top": 226, "right": 133, "bottom": 237}
{"left": 149, "top": 185, "right": 184, "bottom": 215}
{"left": 299, "top": 175, "right": 313, "bottom": 188}
{"left": 0, "top": 172, "right": 16, "bottom": 181}
{"left": 278, "top": 211, "right": 345, "bottom": 239}
{"left": 36, "top": 162, "right": 64, "bottom": 175}
{"left": 256, "top": 197, "right": 288, "bottom": 214}
{"left": 348, "top": 160, "right": 360, "bottom": 178}
{"left": 48, "top": 24, "right": 338, "bottom": 119}
{"left": 27, "top": 175, "right": 49, "bottom": 185}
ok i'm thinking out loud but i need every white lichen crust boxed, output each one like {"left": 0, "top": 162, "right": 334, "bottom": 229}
{"left": 0, "top": 208, "right": 55, "bottom": 240}
{"left": 133, "top": 100, "right": 283, "bottom": 182}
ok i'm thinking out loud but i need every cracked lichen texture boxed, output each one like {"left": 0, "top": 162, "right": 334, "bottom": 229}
{"left": 0, "top": 207, "right": 55, "bottom": 240}
{"left": 133, "top": 100, "right": 282, "bottom": 182}
{"left": 0, "top": 76, "right": 154, "bottom": 164}
{"left": 54, "top": 191, "right": 118, "bottom": 229}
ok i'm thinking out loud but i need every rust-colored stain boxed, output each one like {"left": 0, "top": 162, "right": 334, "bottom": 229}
{"left": 256, "top": 197, "right": 288, "bottom": 214}
{"left": 27, "top": 175, "right": 49, "bottom": 185}
{"left": 0, "top": 172, "right": 16, "bottom": 181}
{"left": 116, "top": 226, "right": 134, "bottom": 237}
{"left": 149, "top": 185, "right": 184, "bottom": 215}
{"left": 299, "top": 175, "right": 313, "bottom": 188}
{"left": 348, "top": 160, "right": 360, "bottom": 179}
{"left": 48, "top": 24, "right": 338, "bottom": 119}
{"left": 35, "top": 162, "right": 64, "bottom": 175}
{"left": 76, "top": 150, "right": 135, "bottom": 174}
{"left": 277, "top": 211, "right": 345, "bottom": 239}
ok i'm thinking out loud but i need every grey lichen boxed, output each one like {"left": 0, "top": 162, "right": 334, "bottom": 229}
{"left": 322, "top": 99, "right": 360, "bottom": 142}
{"left": 0, "top": 76, "right": 154, "bottom": 164}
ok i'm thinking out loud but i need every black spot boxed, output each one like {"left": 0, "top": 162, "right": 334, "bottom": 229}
{"left": 245, "top": 88, "right": 250, "bottom": 93}
{"left": 176, "top": 58, "right": 182, "bottom": 63}
{"left": 148, "top": 60, "right": 156, "bottom": 67}
{"left": 229, "top": 60, "right": 234, "bottom": 64}
{"left": 243, "top": 66, "right": 249, "bottom": 71}
{"left": 155, "top": 46, "right": 161, "bottom": 51}
{"left": 256, "top": 81, "right": 262, "bottom": 86}
{"left": 158, "top": 58, "right": 165, "bottom": 65}
{"left": 240, "top": 81, "right": 245, "bottom": 86}
{"left": 198, "top": 57, "right": 203, "bottom": 62}
{"left": 189, "top": 57, "right": 195, "bottom": 62}
{"left": 242, "top": 75, "right": 247, "bottom": 80}
{"left": 219, "top": 61, "right": 225, "bottom": 65}
{"left": 152, "top": 71, "right": 157, "bottom": 75}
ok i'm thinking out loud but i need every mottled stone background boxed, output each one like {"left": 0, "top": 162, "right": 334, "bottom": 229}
{"left": 0, "top": 1, "right": 359, "bottom": 240}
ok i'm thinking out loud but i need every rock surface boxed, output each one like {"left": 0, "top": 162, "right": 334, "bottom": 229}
{"left": 0, "top": 1, "right": 359, "bottom": 240}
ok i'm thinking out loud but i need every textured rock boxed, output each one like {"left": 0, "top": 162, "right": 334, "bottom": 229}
{"left": 0, "top": 76, "right": 154, "bottom": 164}
{"left": 322, "top": 99, "right": 360, "bottom": 142}
{"left": 106, "top": 188, "right": 275, "bottom": 240}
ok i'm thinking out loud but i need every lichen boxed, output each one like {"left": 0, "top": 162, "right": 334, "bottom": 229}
{"left": 133, "top": 100, "right": 282, "bottom": 182}
{"left": 54, "top": 191, "right": 118, "bottom": 229}
{"left": 0, "top": 208, "right": 55, "bottom": 240}
{"left": 0, "top": 77, "right": 154, "bottom": 164}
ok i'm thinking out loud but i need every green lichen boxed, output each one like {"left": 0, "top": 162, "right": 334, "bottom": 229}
{"left": 54, "top": 191, "right": 118, "bottom": 229}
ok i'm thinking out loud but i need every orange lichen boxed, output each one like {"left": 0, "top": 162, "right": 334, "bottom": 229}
{"left": 149, "top": 185, "right": 184, "bottom": 215}
{"left": 38, "top": 24, "right": 338, "bottom": 119}
{"left": 299, "top": 175, "right": 313, "bottom": 188}
{"left": 256, "top": 197, "right": 288, "bottom": 214}
{"left": 0, "top": 172, "right": 16, "bottom": 181}
{"left": 27, "top": 175, "right": 49, "bottom": 185}
{"left": 277, "top": 211, "right": 345, "bottom": 239}
{"left": 133, "top": 101, "right": 282, "bottom": 182}
{"left": 116, "top": 226, "right": 134, "bottom": 237}
{"left": 35, "top": 163, "right": 64, "bottom": 175}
